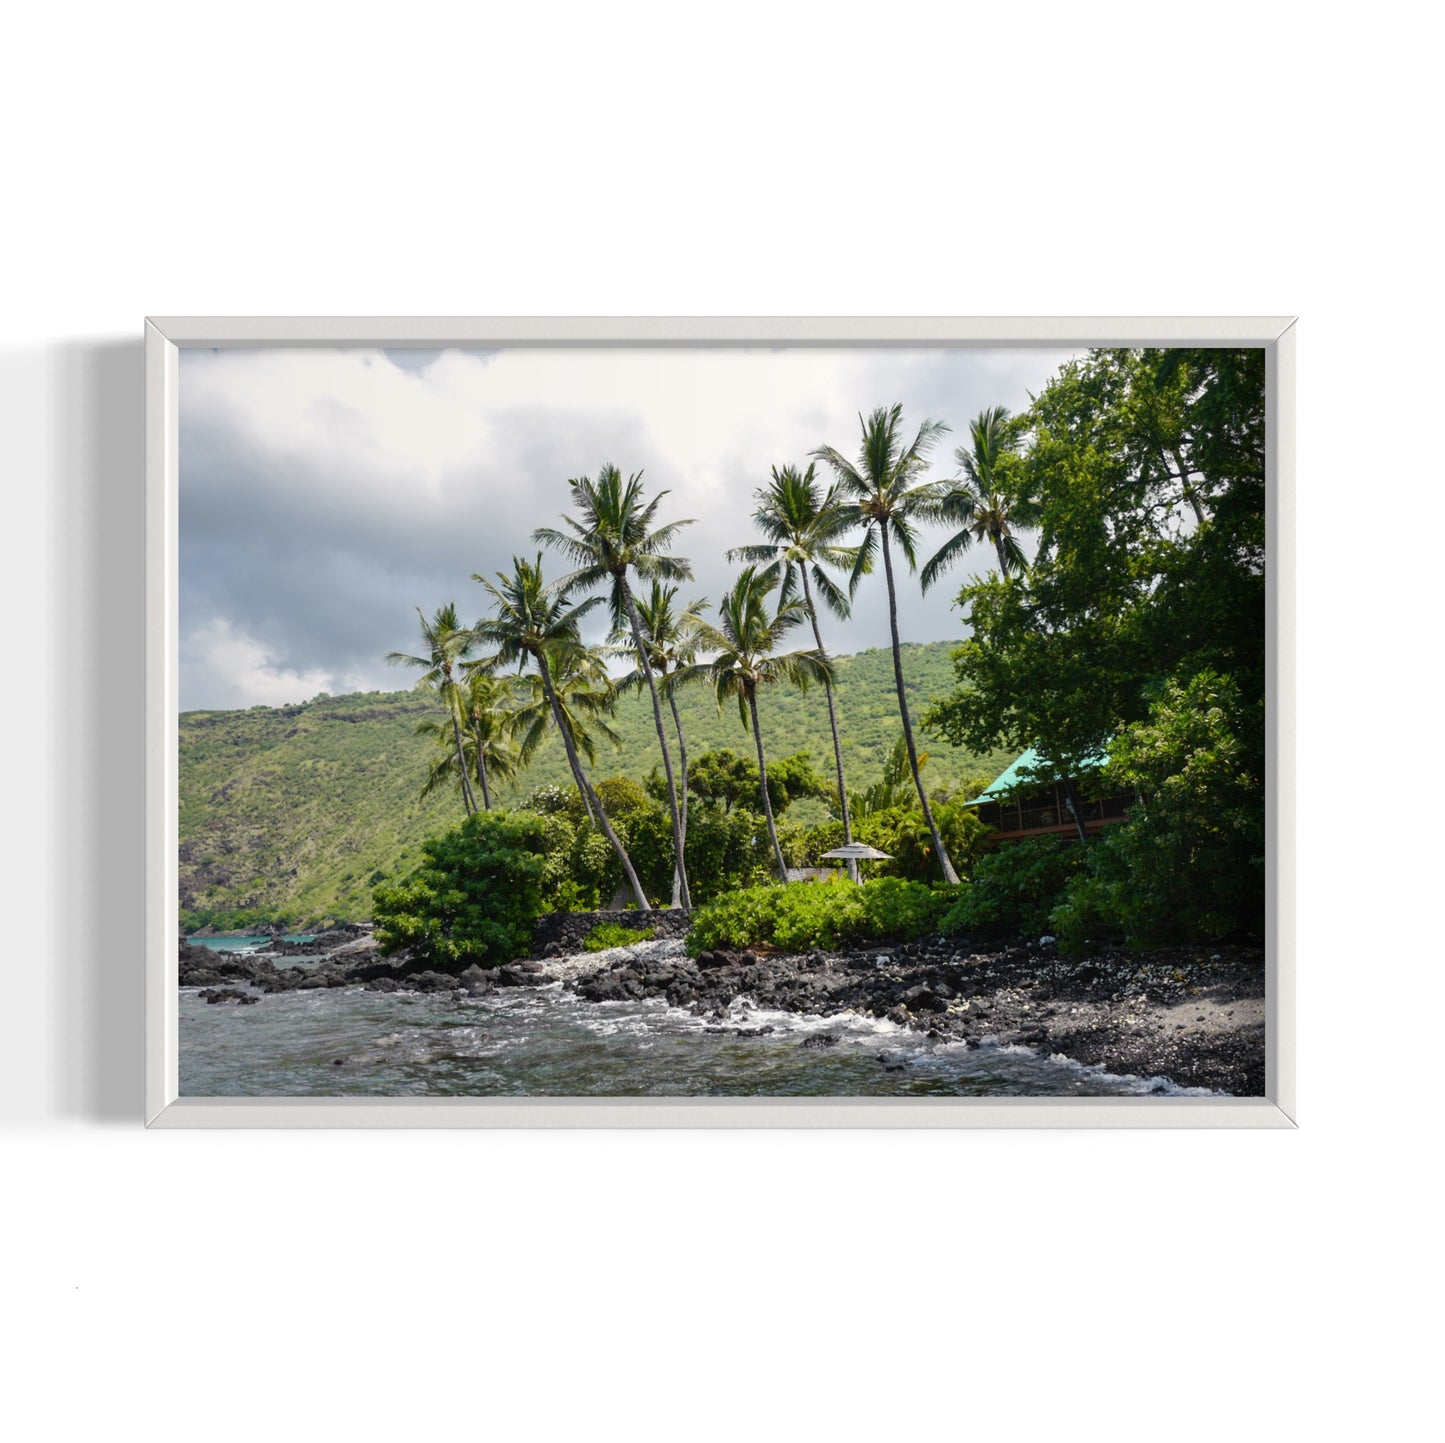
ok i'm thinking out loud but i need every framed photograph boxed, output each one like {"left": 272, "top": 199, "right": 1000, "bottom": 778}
{"left": 146, "top": 317, "right": 1295, "bottom": 1128}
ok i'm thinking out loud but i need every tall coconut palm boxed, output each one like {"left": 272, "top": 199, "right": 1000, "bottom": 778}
{"left": 385, "top": 602, "right": 478, "bottom": 816}
{"left": 920, "top": 405, "right": 1030, "bottom": 589}
{"left": 534, "top": 465, "right": 696, "bottom": 909}
{"left": 728, "top": 462, "right": 868, "bottom": 880}
{"left": 609, "top": 583, "right": 709, "bottom": 907}
{"left": 472, "top": 555, "right": 649, "bottom": 910}
{"left": 812, "top": 405, "right": 960, "bottom": 885}
{"left": 676, "top": 567, "right": 832, "bottom": 882}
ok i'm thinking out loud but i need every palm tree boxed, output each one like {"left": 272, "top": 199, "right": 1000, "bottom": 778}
{"left": 609, "top": 582, "right": 709, "bottom": 907}
{"left": 677, "top": 567, "right": 832, "bottom": 882}
{"left": 455, "top": 665, "right": 530, "bottom": 810}
{"left": 385, "top": 602, "right": 478, "bottom": 816}
{"left": 513, "top": 645, "right": 623, "bottom": 829}
{"left": 534, "top": 465, "right": 696, "bottom": 909}
{"left": 728, "top": 462, "right": 867, "bottom": 880}
{"left": 812, "top": 405, "right": 960, "bottom": 885}
{"left": 472, "top": 555, "right": 649, "bottom": 910}
{"left": 920, "top": 405, "right": 1030, "bottom": 589}
{"left": 413, "top": 710, "right": 524, "bottom": 811}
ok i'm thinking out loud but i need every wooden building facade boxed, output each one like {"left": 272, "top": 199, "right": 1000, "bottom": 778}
{"left": 966, "top": 748, "right": 1131, "bottom": 841}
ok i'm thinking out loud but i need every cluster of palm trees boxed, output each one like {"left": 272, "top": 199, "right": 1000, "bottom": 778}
{"left": 388, "top": 402, "right": 1033, "bottom": 908}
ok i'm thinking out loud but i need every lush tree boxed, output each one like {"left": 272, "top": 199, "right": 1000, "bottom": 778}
{"left": 925, "top": 348, "right": 1266, "bottom": 942}
{"left": 676, "top": 567, "right": 832, "bottom": 881}
{"left": 1052, "top": 670, "right": 1264, "bottom": 949}
{"left": 473, "top": 555, "right": 650, "bottom": 910}
{"left": 371, "top": 810, "right": 551, "bottom": 969}
{"left": 728, "top": 462, "right": 869, "bottom": 877}
{"left": 920, "top": 405, "right": 1032, "bottom": 588}
{"left": 925, "top": 348, "right": 1265, "bottom": 811}
{"left": 385, "top": 602, "right": 478, "bottom": 815}
{"left": 679, "top": 746, "right": 828, "bottom": 816}
{"left": 535, "top": 466, "right": 697, "bottom": 908}
{"left": 812, "top": 405, "right": 960, "bottom": 883}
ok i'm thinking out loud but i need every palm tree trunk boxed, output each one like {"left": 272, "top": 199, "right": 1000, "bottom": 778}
{"left": 621, "top": 577, "right": 692, "bottom": 910}
{"left": 536, "top": 650, "right": 648, "bottom": 910}
{"left": 1061, "top": 773, "right": 1090, "bottom": 845}
{"left": 747, "top": 689, "right": 789, "bottom": 883}
{"left": 800, "top": 568, "right": 857, "bottom": 883}
{"left": 879, "top": 526, "right": 959, "bottom": 885}
{"left": 475, "top": 739, "right": 492, "bottom": 811}
{"left": 666, "top": 684, "right": 690, "bottom": 909}
{"left": 994, "top": 537, "right": 1011, "bottom": 575}
{"left": 446, "top": 696, "right": 477, "bottom": 815}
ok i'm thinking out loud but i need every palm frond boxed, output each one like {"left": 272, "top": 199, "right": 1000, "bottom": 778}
{"left": 920, "top": 527, "right": 978, "bottom": 592}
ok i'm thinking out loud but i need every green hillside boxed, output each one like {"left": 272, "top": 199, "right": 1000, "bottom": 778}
{"left": 179, "top": 641, "right": 1016, "bottom": 927}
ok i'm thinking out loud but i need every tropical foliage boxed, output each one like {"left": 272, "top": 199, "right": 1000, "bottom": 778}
{"left": 685, "top": 878, "right": 954, "bottom": 955}
{"left": 371, "top": 811, "right": 551, "bottom": 969}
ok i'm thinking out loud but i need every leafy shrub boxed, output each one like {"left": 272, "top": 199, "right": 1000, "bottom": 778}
{"left": 583, "top": 923, "right": 657, "bottom": 952}
{"left": 686, "top": 877, "right": 953, "bottom": 955}
{"left": 371, "top": 810, "right": 549, "bottom": 970}
{"left": 1052, "top": 670, "right": 1264, "bottom": 951}
{"left": 938, "top": 836, "right": 1083, "bottom": 938}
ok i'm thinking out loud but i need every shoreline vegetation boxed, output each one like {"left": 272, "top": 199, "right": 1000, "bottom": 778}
{"left": 181, "top": 348, "right": 1267, "bottom": 1096}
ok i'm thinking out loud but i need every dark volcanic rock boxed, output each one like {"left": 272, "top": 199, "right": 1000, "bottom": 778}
{"left": 902, "top": 984, "right": 948, "bottom": 1013}
{"left": 198, "top": 988, "right": 257, "bottom": 1005}
{"left": 530, "top": 908, "right": 692, "bottom": 957}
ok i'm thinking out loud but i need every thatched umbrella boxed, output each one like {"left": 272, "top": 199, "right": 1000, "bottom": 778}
{"left": 819, "top": 842, "right": 893, "bottom": 883}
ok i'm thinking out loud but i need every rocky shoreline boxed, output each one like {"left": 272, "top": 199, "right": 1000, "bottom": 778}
{"left": 178, "top": 923, "right": 1267, "bottom": 1096}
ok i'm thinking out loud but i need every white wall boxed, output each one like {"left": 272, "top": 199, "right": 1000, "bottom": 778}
{"left": 2, "top": 4, "right": 1437, "bottom": 1439}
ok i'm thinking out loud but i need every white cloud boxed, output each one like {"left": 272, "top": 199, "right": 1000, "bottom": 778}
{"left": 179, "top": 344, "right": 1081, "bottom": 710}
{"left": 180, "top": 617, "right": 366, "bottom": 710}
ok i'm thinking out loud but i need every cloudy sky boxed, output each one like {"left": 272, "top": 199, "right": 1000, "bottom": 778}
{"left": 178, "top": 344, "right": 1079, "bottom": 712}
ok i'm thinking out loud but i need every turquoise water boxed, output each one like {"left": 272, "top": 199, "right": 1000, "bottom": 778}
{"left": 179, "top": 980, "right": 1213, "bottom": 1098}
{"left": 184, "top": 934, "right": 317, "bottom": 953}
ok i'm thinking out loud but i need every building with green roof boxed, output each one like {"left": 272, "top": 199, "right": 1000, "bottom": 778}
{"left": 965, "top": 747, "right": 1129, "bottom": 843}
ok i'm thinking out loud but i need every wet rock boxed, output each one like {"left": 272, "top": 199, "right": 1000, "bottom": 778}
{"left": 798, "top": 1033, "right": 840, "bottom": 1049}
{"left": 902, "top": 985, "right": 948, "bottom": 1013}
{"left": 198, "top": 988, "right": 254, "bottom": 1005}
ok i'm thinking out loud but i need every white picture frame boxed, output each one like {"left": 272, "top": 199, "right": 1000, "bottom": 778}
{"left": 146, "top": 316, "right": 1296, "bottom": 1129}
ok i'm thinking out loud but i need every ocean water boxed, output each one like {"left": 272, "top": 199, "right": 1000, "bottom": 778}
{"left": 179, "top": 981, "right": 1213, "bottom": 1098}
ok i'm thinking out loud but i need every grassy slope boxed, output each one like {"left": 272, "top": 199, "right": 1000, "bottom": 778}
{"left": 179, "top": 641, "right": 1016, "bottom": 925}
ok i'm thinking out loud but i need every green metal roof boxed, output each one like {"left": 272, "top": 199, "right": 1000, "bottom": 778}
{"left": 966, "top": 746, "right": 1110, "bottom": 806}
